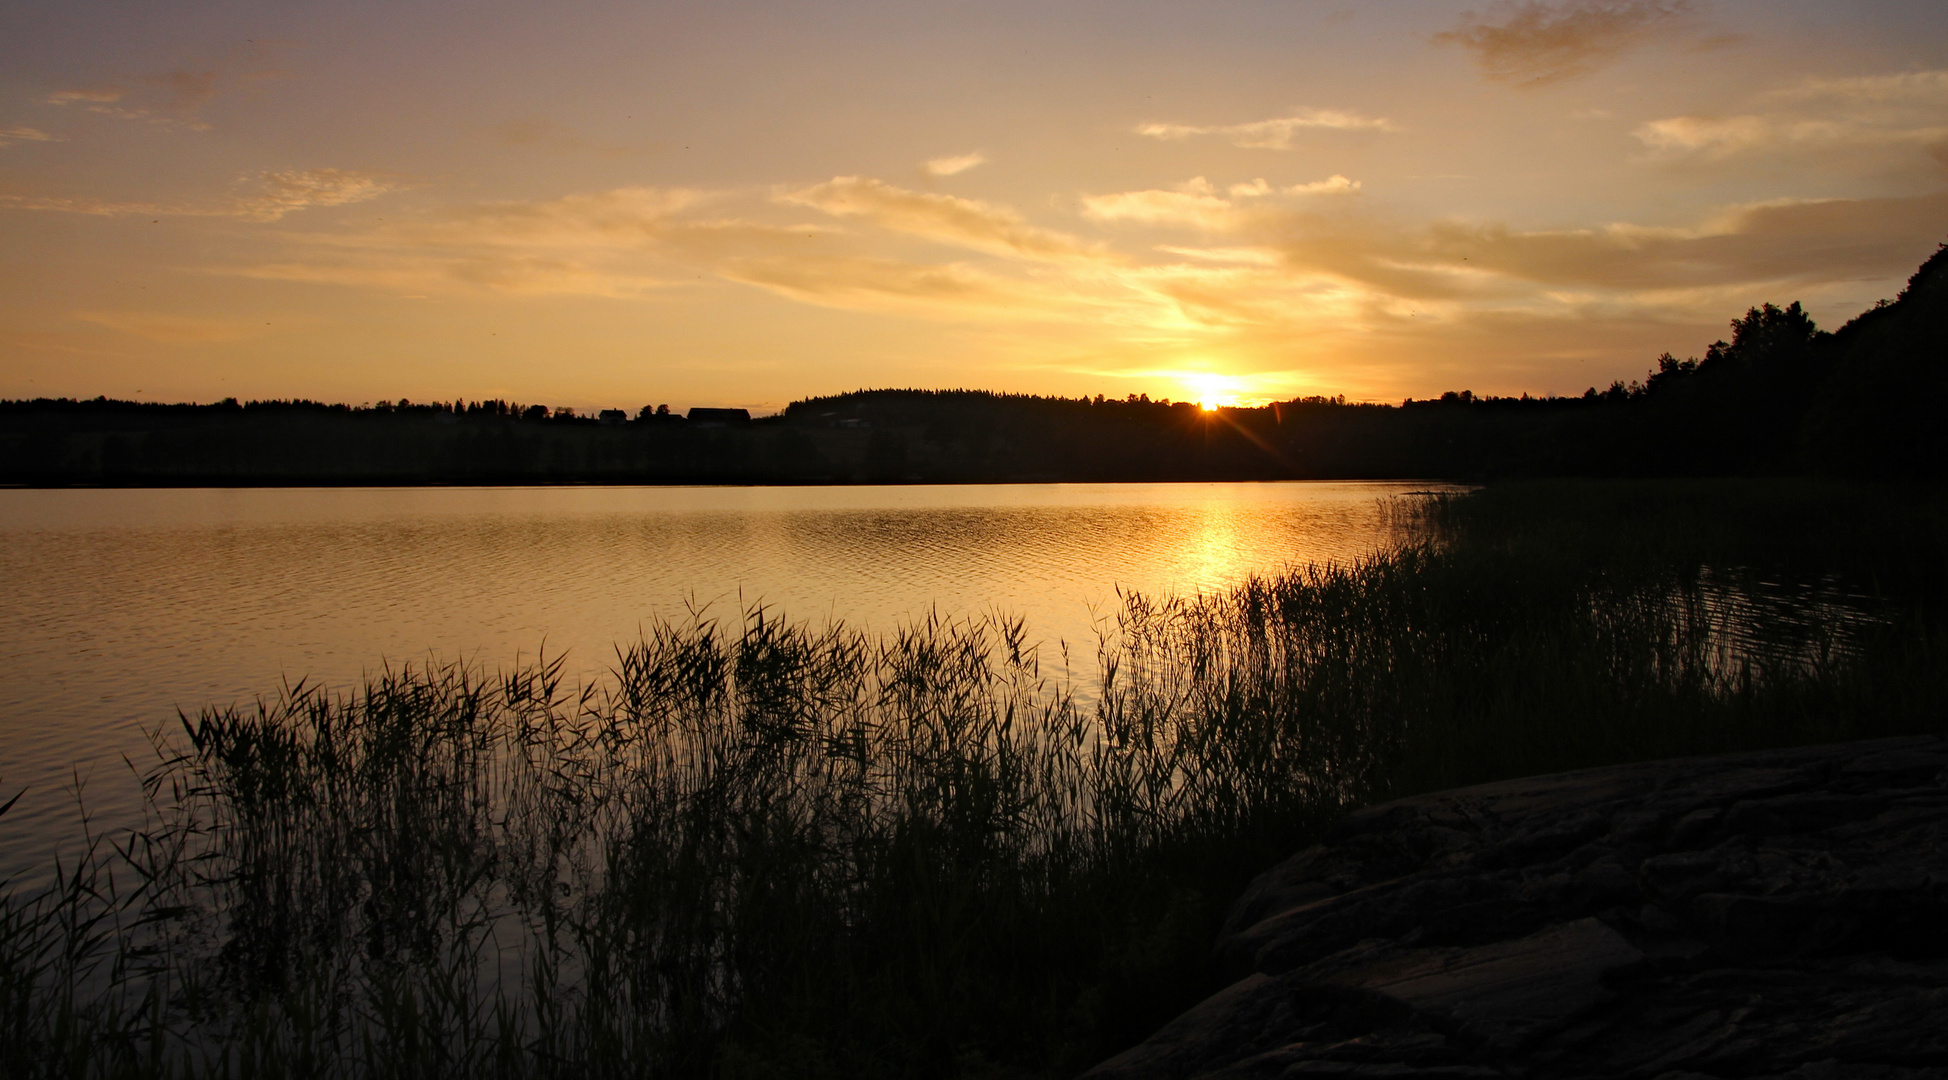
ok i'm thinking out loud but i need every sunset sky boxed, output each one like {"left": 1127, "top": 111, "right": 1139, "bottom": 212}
{"left": 3, "top": 0, "right": 1945, "bottom": 412}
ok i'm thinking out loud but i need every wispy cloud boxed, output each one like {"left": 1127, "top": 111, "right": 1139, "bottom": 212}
{"left": 1633, "top": 115, "right": 1776, "bottom": 156}
{"left": 48, "top": 85, "right": 182, "bottom": 127}
{"left": 239, "top": 257, "right": 678, "bottom": 300}
{"left": 1083, "top": 181, "right": 1240, "bottom": 231}
{"left": 1266, "top": 190, "right": 1948, "bottom": 298}
{"left": 43, "top": 46, "right": 285, "bottom": 132}
{"left": 1082, "top": 175, "right": 1361, "bottom": 231}
{"left": 0, "top": 168, "right": 402, "bottom": 221}
{"left": 1765, "top": 69, "right": 1948, "bottom": 108}
{"left": 1154, "top": 246, "right": 1282, "bottom": 266}
{"left": 1635, "top": 68, "right": 1948, "bottom": 172}
{"left": 782, "top": 176, "right": 1101, "bottom": 261}
{"left": 116, "top": 168, "right": 1946, "bottom": 401}
{"left": 228, "top": 186, "right": 721, "bottom": 299}
{"left": 46, "top": 82, "right": 213, "bottom": 130}
{"left": 236, "top": 169, "right": 403, "bottom": 221}
{"left": 213, "top": 180, "right": 1103, "bottom": 317}
{"left": 1136, "top": 108, "right": 1396, "bottom": 149}
{"left": 718, "top": 255, "right": 1045, "bottom": 316}
{"left": 46, "top": 88, "right": 124, "bottom": 105}
{"left": 409, "top": 187, "right": 713, "bottom": 249}
{"left": 1434, "top": 1, "right": 1700, "bottom": 87}
{"left": 1284, "top": 175, "right": 1362, "bottom": 196}
{"left": 1075, "top": 162, "right": 1948, "bottom": 321}
{"left": 0, "top": 194, "right": 176, "bottom": 216}
{"left": 922, "top": 152, "right": 986, "bottom": 178}
{"left": 47, "top": 79, "right": 221, "bottom": 130}
{"left": 0, "top": 126, "right": 63, "bottom": 148}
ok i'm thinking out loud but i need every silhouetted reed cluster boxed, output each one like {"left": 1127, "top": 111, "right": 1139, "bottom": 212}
{"left": 4, "top": 481, "right": 1941, "bottom": 1079}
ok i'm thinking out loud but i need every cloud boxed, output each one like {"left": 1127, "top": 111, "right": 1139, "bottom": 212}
{"left": 211, "top": 179, "right": 1112, "bottom": 318}
{"left": 1633, "top": 114, "right": 1776, "bottom": 156}
{"left": 1635, "top": 112, "right": 1946, "bottom": 159}
{"left": 1154, "top": 246, "right": 1282, "bottom": 266}
{"left": 922, "top": 152, "right": 986, "bottom": 177}
{"left": 1136, "top": 108, "right": 1396, "bottom": 149}
{"left": 0, "top": 126, "right": 63, "bottom": 148}
{"left": 1082, "top": 175, "right": 1361, "bottom": 231}
{"left": 46, "top": 87, "right": 123, "bottom": 105}
{"left": 1635, "top": 69, "right": 1948, "bottom": 171}
{"left": 112, "top": 168, "right": 1943, "bottom": 402}
{"left": 0, "top": 168, "right": 401, "bottom": 221}
{"left": 1083, "top": 183, "right": 1241, "bottom": 231}
{"left": 47, "top": 85, "right": 178, "bottom": 126}
{"left": 1278, "top": 190, "right": 1948, "bottom": 298}
{"left": 226, "top": 186, "right": 724, "bottom": 298}
{"left": 718, "top": 255, "right": 1042, "bottom": 315}
{"left": 1084, "top": 172, "right": 1945, "bottom": 321}
{"left": 782, "top": 176, "right": 1100, "bottom": 261}
{"left": 423, "top": 187, "right": 710, "bottom": 247}
{"left": 235, "top": 169, "right": 403, "bottom": 221}
{"left": 45, "top": 83, "right": 213, "bottom": 130}
{"left": 43, "top": 46, "right": 284, "bottom": 132}
{"left": 1285, "top": 175, "right": 1362, "bottom": 196}
{"left": 1765, "top": 69, "right": 1948, "bottom": 109}
{"left": 1433, "top": 1, "right": 1699, "bottom": 87}
{"left": 238, "top": 257, "right": 677, "bottom": 299}
{"left": 0, "top": 194, "right": 174, "bottom": 216}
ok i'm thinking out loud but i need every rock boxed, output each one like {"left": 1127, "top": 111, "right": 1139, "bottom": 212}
{"left": 1085, "top": 735, "right": 1948, "bottom": 1080}
{"left": 1326, "top": 918, "right": 1644, "bottom": 1047}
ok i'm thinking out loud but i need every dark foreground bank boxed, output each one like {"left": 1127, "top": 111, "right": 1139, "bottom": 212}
{"left": 1092, "top": 735, "right": 1948, "bottom": 1080}
{"left": 1, "top": 480, "right": 1943, "bottom": 1079}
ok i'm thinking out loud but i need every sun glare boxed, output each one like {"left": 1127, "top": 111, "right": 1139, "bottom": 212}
{"left": 1182, "top": 371, "right": 1241, "bottom": 411}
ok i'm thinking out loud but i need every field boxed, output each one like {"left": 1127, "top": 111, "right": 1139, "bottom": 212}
{"left": 4, "top": 480, "right": 1943, "bottom": 1079}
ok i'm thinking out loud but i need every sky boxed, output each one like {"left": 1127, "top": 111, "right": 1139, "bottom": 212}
{"left": 2, "top": 0, "right": 1946, "bottom": 412}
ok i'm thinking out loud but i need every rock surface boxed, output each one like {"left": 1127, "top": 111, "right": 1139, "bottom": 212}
{"left": 1087, "top": 736, "right": 1948, "bottom": 1079}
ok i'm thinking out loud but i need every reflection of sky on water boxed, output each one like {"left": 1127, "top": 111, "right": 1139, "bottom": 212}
{"left": 1689, "top": 568, "right": 1889, "bottom": 680}
{"left": 0, "top": 481, "right": 1439, "bottom": 881}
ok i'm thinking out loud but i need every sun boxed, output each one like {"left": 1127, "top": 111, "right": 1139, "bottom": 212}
{"left": 1182, "top": 371, "right": 1240, "bottom": 411}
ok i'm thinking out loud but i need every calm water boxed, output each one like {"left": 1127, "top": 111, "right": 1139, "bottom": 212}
{"left": 0, "top": 481, "right": 1443, "bottom": 880}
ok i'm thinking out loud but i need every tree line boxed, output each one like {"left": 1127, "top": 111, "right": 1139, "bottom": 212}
{"left": 4, "top": 243, "right": 1942, "bottom": 485}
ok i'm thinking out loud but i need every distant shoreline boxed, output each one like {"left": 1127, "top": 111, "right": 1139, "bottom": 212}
{"left": 9, "top": 240, "right": 1947, "bottom": 485}
{"left": 17, "top": 242, "right": 1944, "bottom": 485}
{"left": 0, "top": 475, "right": 1461, "bottom": 490}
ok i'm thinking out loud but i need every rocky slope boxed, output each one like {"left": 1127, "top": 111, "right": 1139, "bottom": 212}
{"left": 1087, "top": 736, "right": 1948, "bottom": 1079}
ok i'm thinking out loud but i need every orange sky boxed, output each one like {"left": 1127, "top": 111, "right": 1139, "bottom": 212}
{"left": 3, "top": 0, "right": 1946, "bottom": 412}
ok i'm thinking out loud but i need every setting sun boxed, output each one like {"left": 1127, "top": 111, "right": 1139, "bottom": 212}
{"left": 1181, "top": 371, "right": 1244, "bottom": 410}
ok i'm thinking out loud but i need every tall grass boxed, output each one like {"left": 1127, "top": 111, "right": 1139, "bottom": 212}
{"left": 3, "top": 480, "right": 1943, "bottom": 1079}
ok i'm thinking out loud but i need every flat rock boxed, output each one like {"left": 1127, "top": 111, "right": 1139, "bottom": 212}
{"left": 1085, "top": 736, "right": 1948, "bottom": 1080}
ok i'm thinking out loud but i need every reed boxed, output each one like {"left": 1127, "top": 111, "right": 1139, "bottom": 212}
{"left": 3, "top": 480, "right": 1941, "bottom": 1079}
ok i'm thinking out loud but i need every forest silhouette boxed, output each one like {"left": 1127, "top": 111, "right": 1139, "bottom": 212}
{"left": 5, "top": 242, "right": 1944, "bottom": 485}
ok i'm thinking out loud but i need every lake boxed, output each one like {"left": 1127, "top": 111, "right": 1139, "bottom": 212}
{"left": 0, "top": 480, "right": 1445, "bottom": 882}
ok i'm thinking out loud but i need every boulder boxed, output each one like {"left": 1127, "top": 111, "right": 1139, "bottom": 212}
{"left": 1087, "top": 736, "right": 1948, "bottom": 1079}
